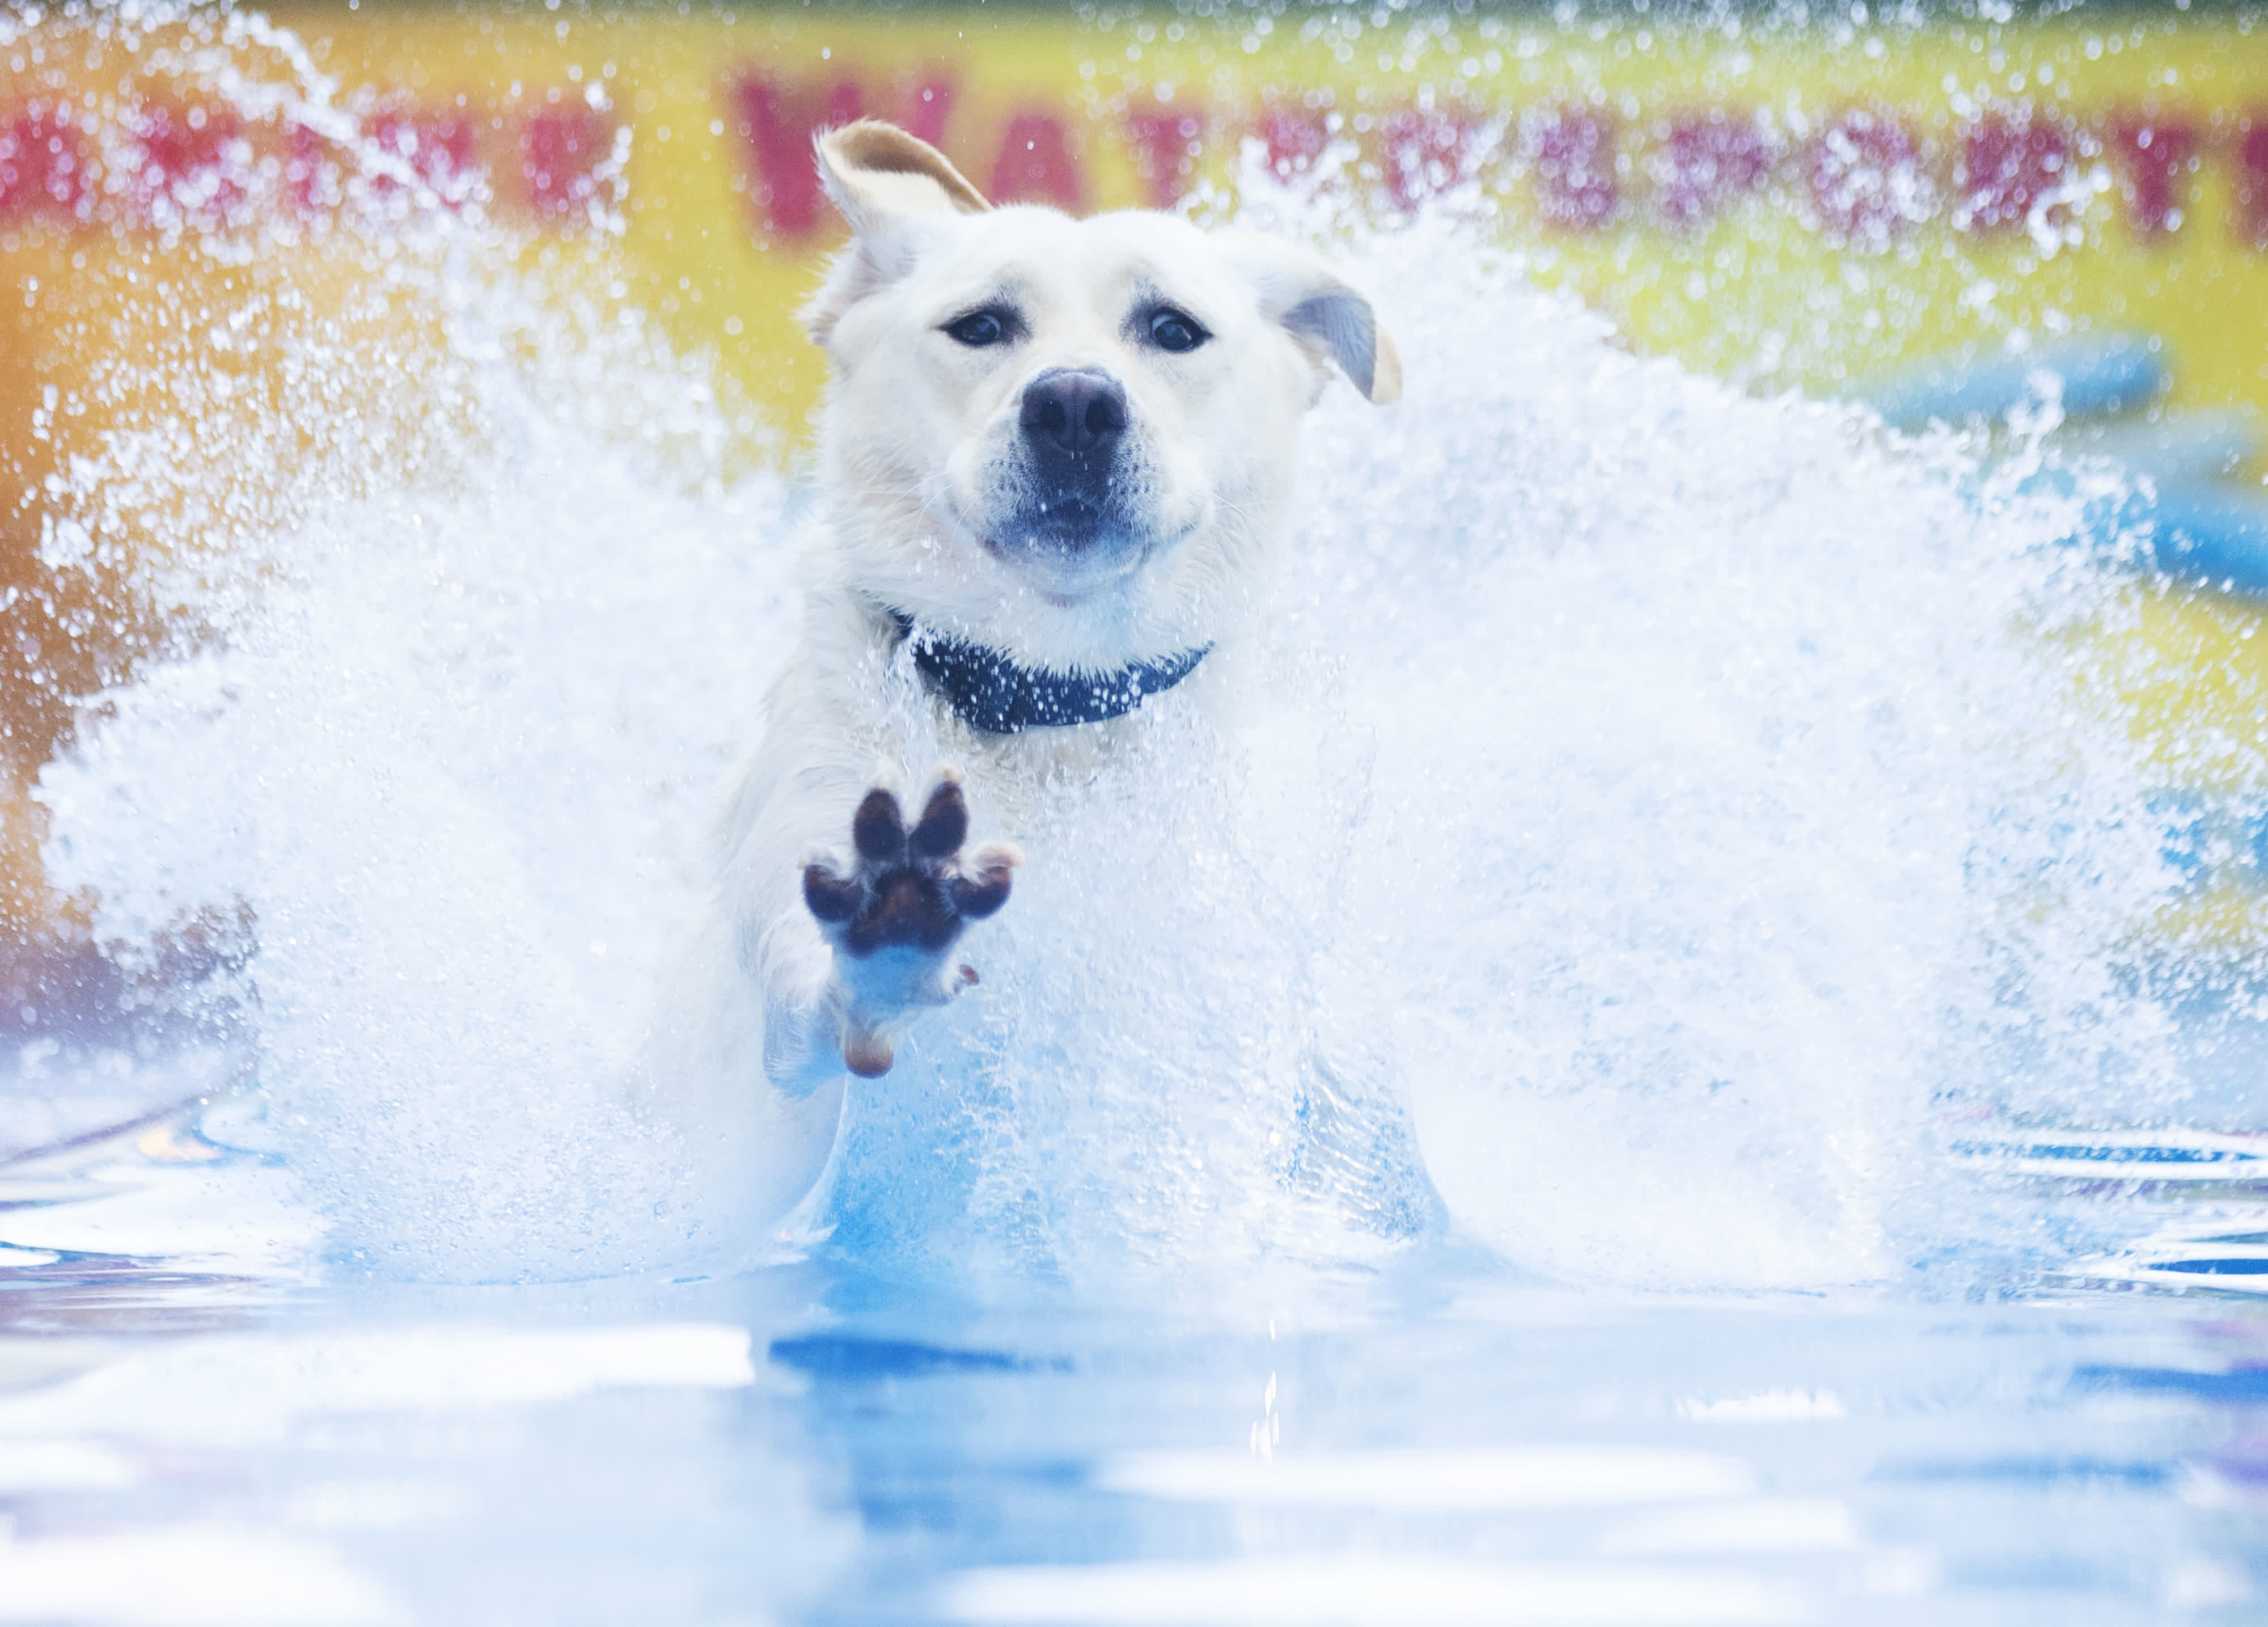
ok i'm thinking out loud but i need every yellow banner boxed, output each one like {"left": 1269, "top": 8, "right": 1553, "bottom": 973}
{"left": 6, "top": 6, "right": 2268, "bottom": 433}
{"left": 6, "top": 3, "right": 2268, "bottom": 949}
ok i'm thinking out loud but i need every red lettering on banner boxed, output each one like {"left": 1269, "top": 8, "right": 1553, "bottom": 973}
{"left": 1651, "top": 111, "right": 1770, "bottom": 228}
{"left": 1954, "top": 108, "right": 2074, "bottom": 234}
{"left": 18, "top": 82, "right": 2268, "bottom": 250}
{"left": 733, "top": 76, "right": 862, "bottom": 235}
{"left": 991, "top": 112, "right": 1082, "bottom": 209}
{"left": 2238, "top": 117, "right": 2268, "bottom": 250}
{"left": 372, "top": 109, "right": 479, "bottom": 202}
{"left": 1128, "top": 109, "right": 1201, "bottom": 209}
{"left": 1382, "top": 107, "right": 1488, "bottom": 210}
{"left": 902, "top": 77, "right": 953, "bottom": 149}
{"left": 519, "top": 104, "right": 615, "bottom": 221}
{"left": 1808, "top": 108, "right": 1928, "bottom": 247}
{"left": 287, "top": 111, "right": 479, "bottom": 217}
{"left": 1531, "top": 108, "right": 1616, "bottom": 227}
{"left": 2109, "top": 116, "right": 2198, "bottom": 236}
{"left": 285, "top": 122, "right": 334, "bottom": 214}
{"left": 1259, "top": 104, "right": 1331, "bottom": 179}
{"left": 129, "top": 103, "right": 248, "bottom": 226}
{"left": 0, "top": 106, "right": 88, "bottom": 222}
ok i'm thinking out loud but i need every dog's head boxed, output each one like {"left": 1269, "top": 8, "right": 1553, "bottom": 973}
{"left": 803, "top": 121, "right": 1399, "bottom": 673}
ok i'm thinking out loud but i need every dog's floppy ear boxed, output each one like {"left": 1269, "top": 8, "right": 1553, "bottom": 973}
{"left": 803, "top": 121, "right": 990, "bottom": 344}
{"left": 1234, "top": 237, "right": 1402, "bottom": 405}
{"left": 816, "top": 120, "right": 989, "bottom": 231}
{"left": 1285, "top": 284, "right": 1402, "bottom": 405}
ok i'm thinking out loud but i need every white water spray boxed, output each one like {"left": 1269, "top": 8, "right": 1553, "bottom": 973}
{"left": 28, "top": 9, "right": 2197, "bottom": 1294}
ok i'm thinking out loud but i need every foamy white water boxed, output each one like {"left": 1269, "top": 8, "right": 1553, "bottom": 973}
{"left": 44, "top": 338, "right": 805, "bottom": 1278}
{"left": 24, "top": 10, "right": 2195, "bottom": 1296}
{"left": 1287, "top": 223, "right": 2180, "bottom": 1288}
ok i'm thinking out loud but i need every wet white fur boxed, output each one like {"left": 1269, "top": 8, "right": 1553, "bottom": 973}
{"left": 645, "top": 124, "right": 1397, "bottom": 1233}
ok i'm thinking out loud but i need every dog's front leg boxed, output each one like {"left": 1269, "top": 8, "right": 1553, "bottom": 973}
{"left": 799, "top": 771, "right": 1021, "bottom": 1077}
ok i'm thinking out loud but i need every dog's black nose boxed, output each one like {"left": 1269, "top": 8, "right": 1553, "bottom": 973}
{"left": 1019, "top": 369, "right": 1128, "bottom": 460}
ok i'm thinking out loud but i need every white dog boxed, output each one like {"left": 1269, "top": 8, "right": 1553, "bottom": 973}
{"left": 654, "top": 121, "right": 1399, "bottom": 1231}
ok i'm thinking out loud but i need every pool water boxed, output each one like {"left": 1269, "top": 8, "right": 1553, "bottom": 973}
{"left": 1, "top": 1081, "right": 2266, "bottom": 1626}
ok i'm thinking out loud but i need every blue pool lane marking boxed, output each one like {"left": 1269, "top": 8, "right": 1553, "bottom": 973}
{"left": 2142, "top": 1255, "right": 2268, "bottom": 1276}
{"left": 2131, "top": 481, "right": 2268, "bottom": 598}
{"left": 1859, "top": 332, "right": 2169, "bottom": 432}
{"left": 767, "top": 1332, "right": 1054, "bottom": 1380}
{"left": 2061, "top": 410, "right": 2261, "bottom": 485}
{"left": 2083, "top": 1241, "right": 2268, "bottom": 1296}
{"left": 1964, "top": 1127, "right": 2268, "bottom": 1294}
{"left": 1855, "top": 332, "right": 2268, "bottom": 598}
{"left": 1950, "top": 1127, "right": 2268, "bottom": 1182}
{"left": 2072, "top": 1362, "right": 2268, "bottom": 1398}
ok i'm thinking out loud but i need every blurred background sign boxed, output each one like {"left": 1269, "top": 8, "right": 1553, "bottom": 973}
{"left": 9, "top": 6, "right": 2268, "bottom": 438}
{"left": 5, "top": 1, "right": 2268, "bottom": 976}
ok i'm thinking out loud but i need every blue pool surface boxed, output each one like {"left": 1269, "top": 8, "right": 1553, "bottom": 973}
{"left": 0, "top": 1045, "right": 2264, "bottom": 1627}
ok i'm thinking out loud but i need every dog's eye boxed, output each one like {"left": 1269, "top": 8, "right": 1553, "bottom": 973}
{"left": 1146, "top": 307, "right": 1209, "bottom": 354}
{"left": 944, "top": 309, "right": 1013, "bottom": 348}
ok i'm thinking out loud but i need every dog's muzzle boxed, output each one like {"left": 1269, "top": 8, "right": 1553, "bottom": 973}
{"left": 1008, "top": 367, "right": 1132, "bottom": 551}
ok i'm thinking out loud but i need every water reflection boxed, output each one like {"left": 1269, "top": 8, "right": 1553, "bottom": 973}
{"left": 0, "top": 1100, "right": 2261, "bottom": 1624}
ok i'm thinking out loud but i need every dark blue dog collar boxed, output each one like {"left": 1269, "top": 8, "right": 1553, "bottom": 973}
{"left": 888, "top": 610, "right": 1210, "bottom": 735}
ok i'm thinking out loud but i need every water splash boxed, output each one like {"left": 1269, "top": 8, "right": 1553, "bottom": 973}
{"left": 25, "top": 10, "right": 2209, "bottom": 1295}
{"left": 1303, "top": 223, "right": 2178, "bottom": 1288}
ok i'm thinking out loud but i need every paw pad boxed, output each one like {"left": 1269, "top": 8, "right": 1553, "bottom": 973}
{"left": 803, "top": 776, "right": 1019, "bottom": 960}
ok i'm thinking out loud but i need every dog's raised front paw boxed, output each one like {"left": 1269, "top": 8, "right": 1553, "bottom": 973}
{"left": 802, "top": 773, "right": 1020, "bottom": 1077}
